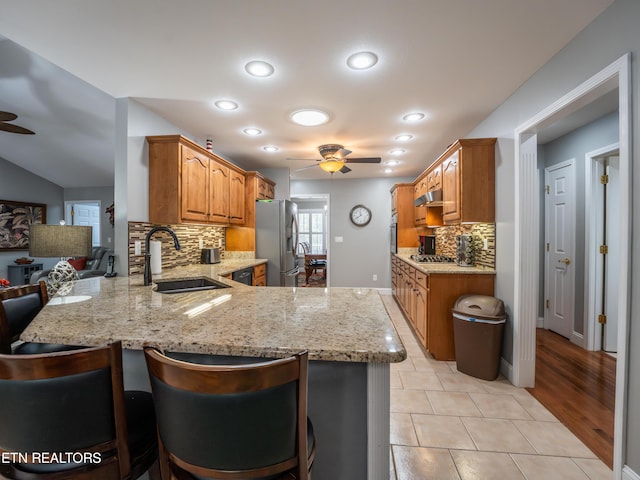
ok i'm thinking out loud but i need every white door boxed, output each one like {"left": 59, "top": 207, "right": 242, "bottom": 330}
{"left": 66, "top": 202, "right": 101, "bottom": 246}
{"left": 603, "top": 155, "right": 620, "bottom": 352}
{"left": 545, "top": 161, "right": 576, "bottom": 339}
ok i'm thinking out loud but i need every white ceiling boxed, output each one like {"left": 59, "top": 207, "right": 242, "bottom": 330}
{"left": 0, "top": 0, "right": 613, "bottom": 187}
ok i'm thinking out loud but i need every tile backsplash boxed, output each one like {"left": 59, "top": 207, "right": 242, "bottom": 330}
{"left": 128, "top": 222, "right": 225, "bottom": 275}
{"left": 435, "top": 223, "right": 495, "bottom": 268}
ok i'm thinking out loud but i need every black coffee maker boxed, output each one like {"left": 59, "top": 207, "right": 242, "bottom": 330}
{"left": 418, "top": 235, "right": 436, "bottom": 255}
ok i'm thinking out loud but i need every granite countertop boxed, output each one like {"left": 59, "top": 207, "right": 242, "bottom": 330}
{"left": 21, "top": 261, "right": 406, "bottom": 364}
{"left": 394, "top": 253, "right": 496, "bottom": 274}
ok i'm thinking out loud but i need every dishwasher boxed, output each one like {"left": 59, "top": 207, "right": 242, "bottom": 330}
{"left": 232, "top": 266, "right": 253, "bottom": 286}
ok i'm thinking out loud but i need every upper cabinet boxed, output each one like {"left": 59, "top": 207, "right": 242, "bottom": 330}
{"left": 147, "top": 135, "right": 246, "bottom": 226}
{"left": 409, "top": 138, "right": 496, "bottom": 226}
{"left": 440, "top": 138, "right": 496, "bottom": 224}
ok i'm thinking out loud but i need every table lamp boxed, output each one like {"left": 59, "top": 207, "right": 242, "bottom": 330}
{"left": 29, "top": 223, "right": 93, "bottom": 296}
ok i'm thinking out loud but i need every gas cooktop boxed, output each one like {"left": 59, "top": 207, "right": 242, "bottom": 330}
{"left": 409, "top": 254, "right": 455, "bottom": 263}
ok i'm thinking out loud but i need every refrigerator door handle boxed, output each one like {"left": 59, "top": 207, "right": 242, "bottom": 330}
{"left": 286, "top": 266, "right": 300, "bottom": 276}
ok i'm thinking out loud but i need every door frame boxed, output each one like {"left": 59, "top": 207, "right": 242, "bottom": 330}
{"left": 513, "top": 53, "right": 630, "bottom": 477}
{"left": 543, "top": 159, "right": 577, "bottom": 342}
{"left": 290, "top": 193, "right": 330, "bottom": 286}
{"left": 64, "top": 200, "right": 102, "bottom": 246}
{"left": 584, "top": 142, "right": 619, "bottom": 352}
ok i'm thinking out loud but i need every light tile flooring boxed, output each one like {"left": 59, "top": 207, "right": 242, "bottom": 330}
{"left": 381, "top": 293, "right": 613, "bottom": 480}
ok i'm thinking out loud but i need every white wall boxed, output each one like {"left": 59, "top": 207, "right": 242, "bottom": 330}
{"left": 464, "top": 0, "right": 639, "bottom": 471}
{"left": 292, "top": 176, "right": 413, "bottom": 288}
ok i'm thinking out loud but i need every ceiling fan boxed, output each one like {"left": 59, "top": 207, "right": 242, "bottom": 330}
{"left": 0, "top": 111, "right": 35, "bottom": 135}
{"left": 293, "top": 144, "right": 381, "bottom": 174}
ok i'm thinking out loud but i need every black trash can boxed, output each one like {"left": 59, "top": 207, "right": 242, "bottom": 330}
{"left": 452, "top": 294, "right": 506, "bottom": 381}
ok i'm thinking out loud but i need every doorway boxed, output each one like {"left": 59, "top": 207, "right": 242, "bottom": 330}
{"left": 290, "top": 194, "right": 330, "bottom": 287}
{"left": 65, "top": 201, "right": 101, "bottom": 246}
{"left": 514, "top": 54, "right": 630, "bottom": 476}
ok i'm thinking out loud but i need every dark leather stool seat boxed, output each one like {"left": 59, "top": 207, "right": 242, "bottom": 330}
{"left": 144, "top": 347, "right": 316, "bottom": 480}
{"left": 0, "top": 342, "right": 160, "bottom": 480}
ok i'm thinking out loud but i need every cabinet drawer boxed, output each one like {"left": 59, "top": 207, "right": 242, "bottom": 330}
{"left": 254, "top": 263, "right": 266, "bottom": 277}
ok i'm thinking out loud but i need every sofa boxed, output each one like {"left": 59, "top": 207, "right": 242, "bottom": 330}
{"left": 30, "top": 246, "right": 114, "bottom": 284}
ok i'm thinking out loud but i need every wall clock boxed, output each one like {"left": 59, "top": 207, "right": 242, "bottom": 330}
{"left": 349, "top": 204, "right": 372, "bottom": 227}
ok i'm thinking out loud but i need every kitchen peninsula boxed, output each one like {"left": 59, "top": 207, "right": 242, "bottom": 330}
{"left": 21, "top": 262, "right": 405, "bottom": 480}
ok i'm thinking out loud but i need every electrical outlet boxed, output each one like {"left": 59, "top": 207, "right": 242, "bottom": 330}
{"left": 335, "top": 236, "right": 344, "bottom": 243}
{"left": 134, "top": 241, "right": 142, "bottom": 255}
{"left": 199, "top": 238, "right": 204, "bottom": 249}
{"left": 373, "top": 274, "right": 377, "bottom": 281}
{"left": 483, "top": 238, "right": 489, "bottom": 250}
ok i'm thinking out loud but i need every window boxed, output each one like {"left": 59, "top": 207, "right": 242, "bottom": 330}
{"left": 297, "top": 209, "right": 326, "bottom": 254}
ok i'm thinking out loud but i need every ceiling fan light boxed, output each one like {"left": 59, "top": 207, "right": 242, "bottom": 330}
{"left": 318, "top": 160, "right": 345, "bottom": 173}
{"left": 245, "top": 60, "right": 275, "bottom": 77}
{"left": 346, "top": 51, "right": 378, "bottom": 70}
{"left": 290, "top": 109, "right": 330, "bottom": 126}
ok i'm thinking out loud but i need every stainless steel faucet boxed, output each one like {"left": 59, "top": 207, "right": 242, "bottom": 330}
{"left": 144, "top": 226, "right": 181, "bottom": 286}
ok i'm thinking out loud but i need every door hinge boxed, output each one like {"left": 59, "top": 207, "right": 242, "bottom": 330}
{"left": 546, "top": 243, "right": 549, "bottom": 252}
{"left": 545, "top": 185, "right": 550, "bottom": 194}
{"left": 599, "top": 245, "right": 609, "bottom": 254}
{"left": 546, "top": 299, "right": 549, "bottom": 309}
{"left": 600, "top": 174, "right": 609, "bottom": 185}
{"left": 598, "top": 314, "right": 607, "bottom": 324}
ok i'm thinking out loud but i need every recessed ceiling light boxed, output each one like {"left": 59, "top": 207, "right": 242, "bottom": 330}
{"left": 384, "top": 168, "right": 393, "bottom": 174}
{"left": 290, "top": 109, "right": 330, "bottom": 126}
{"left": 245, "top": 60, "right": 275, "bottom": 77}
{"left": 346, "top": 51, "right": 378, "bottom": 70}
{"left": 214, "top": 100, "right": 238, "bottom": 111}
{"left": 394, "top": 134, "right": 413, "bottom": 141}
{"left": 243, "top": 128, "right": 262, "bottom": 136}
{"left": 263, "top": 145, "right": 279, "bottom": 152}
{"left": 384, "top": 160, "right": 400, "bottom": 166}
{"left": 389, "top": 148, "right": 406, "bottom": 155}
{"left": 402, "top": 112, "right": 425, "bottom": 122}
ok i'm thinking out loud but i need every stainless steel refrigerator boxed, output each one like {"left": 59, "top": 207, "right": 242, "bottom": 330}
{"left": 255, "top": 200, "right": 299, "bottom": 287}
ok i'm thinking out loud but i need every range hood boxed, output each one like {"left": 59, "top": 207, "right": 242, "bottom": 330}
{"left": 414, "top": 189, "right": 443, "bottom": 207}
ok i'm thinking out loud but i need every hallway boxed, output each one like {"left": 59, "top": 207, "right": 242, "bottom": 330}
{"left": 381, "top": 293, "right": 612, "bottom": 479}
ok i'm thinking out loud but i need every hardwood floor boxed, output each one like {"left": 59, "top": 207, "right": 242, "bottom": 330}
{"left": 526, "top": 328, "right": 616, "bottom": 468}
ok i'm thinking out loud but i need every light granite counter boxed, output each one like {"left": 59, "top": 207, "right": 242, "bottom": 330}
{"left": 21, "top": 263, "right": 405, "bottom": 364}
{"left": 394, "top": 253, "right": 496, "bottom": 274}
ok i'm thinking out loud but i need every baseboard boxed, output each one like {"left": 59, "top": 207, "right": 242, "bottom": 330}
{"left": 537, "top": 316, "right": 544, "bottom": 329}
{"left": 378, "top": 288, "right": 392, "bottom": 295}
{"left": 623, "top": 465, "right": 640, "bottom": 480}
{"left": 500, "top": 357, "right": 514, "bottom": 384}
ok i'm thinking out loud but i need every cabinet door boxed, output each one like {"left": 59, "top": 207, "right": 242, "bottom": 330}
{"left": 209, "top": 159, "right": 230, "bottom": 223}
{"left": 413, "top": 180, "right": 426, "bottom": 225}
{"left": 229, "top": 170, "right": 245, "bottom": 225}
{"left": 414, "top": 285, "right": 427, "bottom": 345}
{"left": 442, "top": 150, "right": 461, "bottom": 223}
{"left": 181, "top": 147, "right": 211, "bottom": 223}
{"left": 428, "top": 164, "right": 442, "bottom": 191}
{"left": 257, "top": 178, "right": 267, "bottom": 200}
{"left": 266, "top": 183, "right": 275, "bottom": 199}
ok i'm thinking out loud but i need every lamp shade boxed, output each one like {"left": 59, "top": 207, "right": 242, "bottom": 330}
{"left": 29, "top": 224, "right": 93, "bottom": 258}
{"left": 318, "top": 160, "right": 345, "bottom": 173}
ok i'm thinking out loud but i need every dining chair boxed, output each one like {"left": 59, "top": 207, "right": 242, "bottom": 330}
{"left": 0, "top": 341, "right": 159, "bottom": 480}
{"left": 299, "top": 242, "right": 326, "bottom": 283}
{"left": 143, "top": 346, "right": 316, "bottom": 480}
{"left": 0, "top": 282, "right": 82, "bottom": 354}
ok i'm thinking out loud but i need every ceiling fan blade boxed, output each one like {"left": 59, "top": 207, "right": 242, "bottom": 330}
{"left": 0, "top": 111, "right": 18, "bottom": 122}
{"left": 0, "top": 123, "right": 35, "bottom": 135}
{"left": 344, "top": 157, "right": 381, "bottom": 164}
{"left": 336, "top": 148, "right": 352, "bottom": 159}
{"left": 340, "top": 165, "right": 352, "bottom": 174}
{"left": 295, "top": 164, "right": 319, "bottom": 172}
{"left": 286, "top": 157, "right": 322, "bottom": 162}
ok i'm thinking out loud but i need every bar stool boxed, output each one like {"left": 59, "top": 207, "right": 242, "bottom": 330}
{"left": 143, "top": 346, "right": 316, "bottom": 480}
{"left": 0, "top": 341, "right": 159, "bottom": 479}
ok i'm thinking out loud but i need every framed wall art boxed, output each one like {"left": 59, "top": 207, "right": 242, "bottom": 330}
{"left": 0, "top": 200, "right": 47, "bottom": 250}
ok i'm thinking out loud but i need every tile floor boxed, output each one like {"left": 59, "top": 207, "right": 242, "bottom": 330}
{"left": 381, "top": 293, "right": 613, "bottom": 480}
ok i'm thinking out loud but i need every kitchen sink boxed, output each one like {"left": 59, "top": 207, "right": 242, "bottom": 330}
{"left": 154, "top": 277, "right": 231, "bottom": 294}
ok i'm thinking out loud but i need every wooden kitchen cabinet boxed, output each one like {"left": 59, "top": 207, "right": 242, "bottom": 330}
{"left": 413, "top": 177, "right": 427, "bottom": 226}
{"left": 392, "top": 255, "right": 495, "bottom": 360}
{"left": 427, "top": 163, "right": 442, "bottom": 192}
{"left": 440, "top": 138, "right": 496, "bottom": 224}
{"left": 147, "top": 135, "right": 246, "bottom": 226}
{"left": 255, "top": 174, "right": 275, "bottom": 200}
{"left": 391, "top": 183, "right": 419, "bottom": 250}
{"left": 253, "top": 263, "right": 267, "bottom": 286}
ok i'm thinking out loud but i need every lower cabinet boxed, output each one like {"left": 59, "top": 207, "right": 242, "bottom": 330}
{"left": 253, "top": 263, "right": 267, "bottom": 286}
{"left": 391, "top": 256, "right": 495, "bottom": 361}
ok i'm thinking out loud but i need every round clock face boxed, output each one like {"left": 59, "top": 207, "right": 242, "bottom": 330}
{"left": 350, "top": 204, "right": 372, "bottom": 226}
